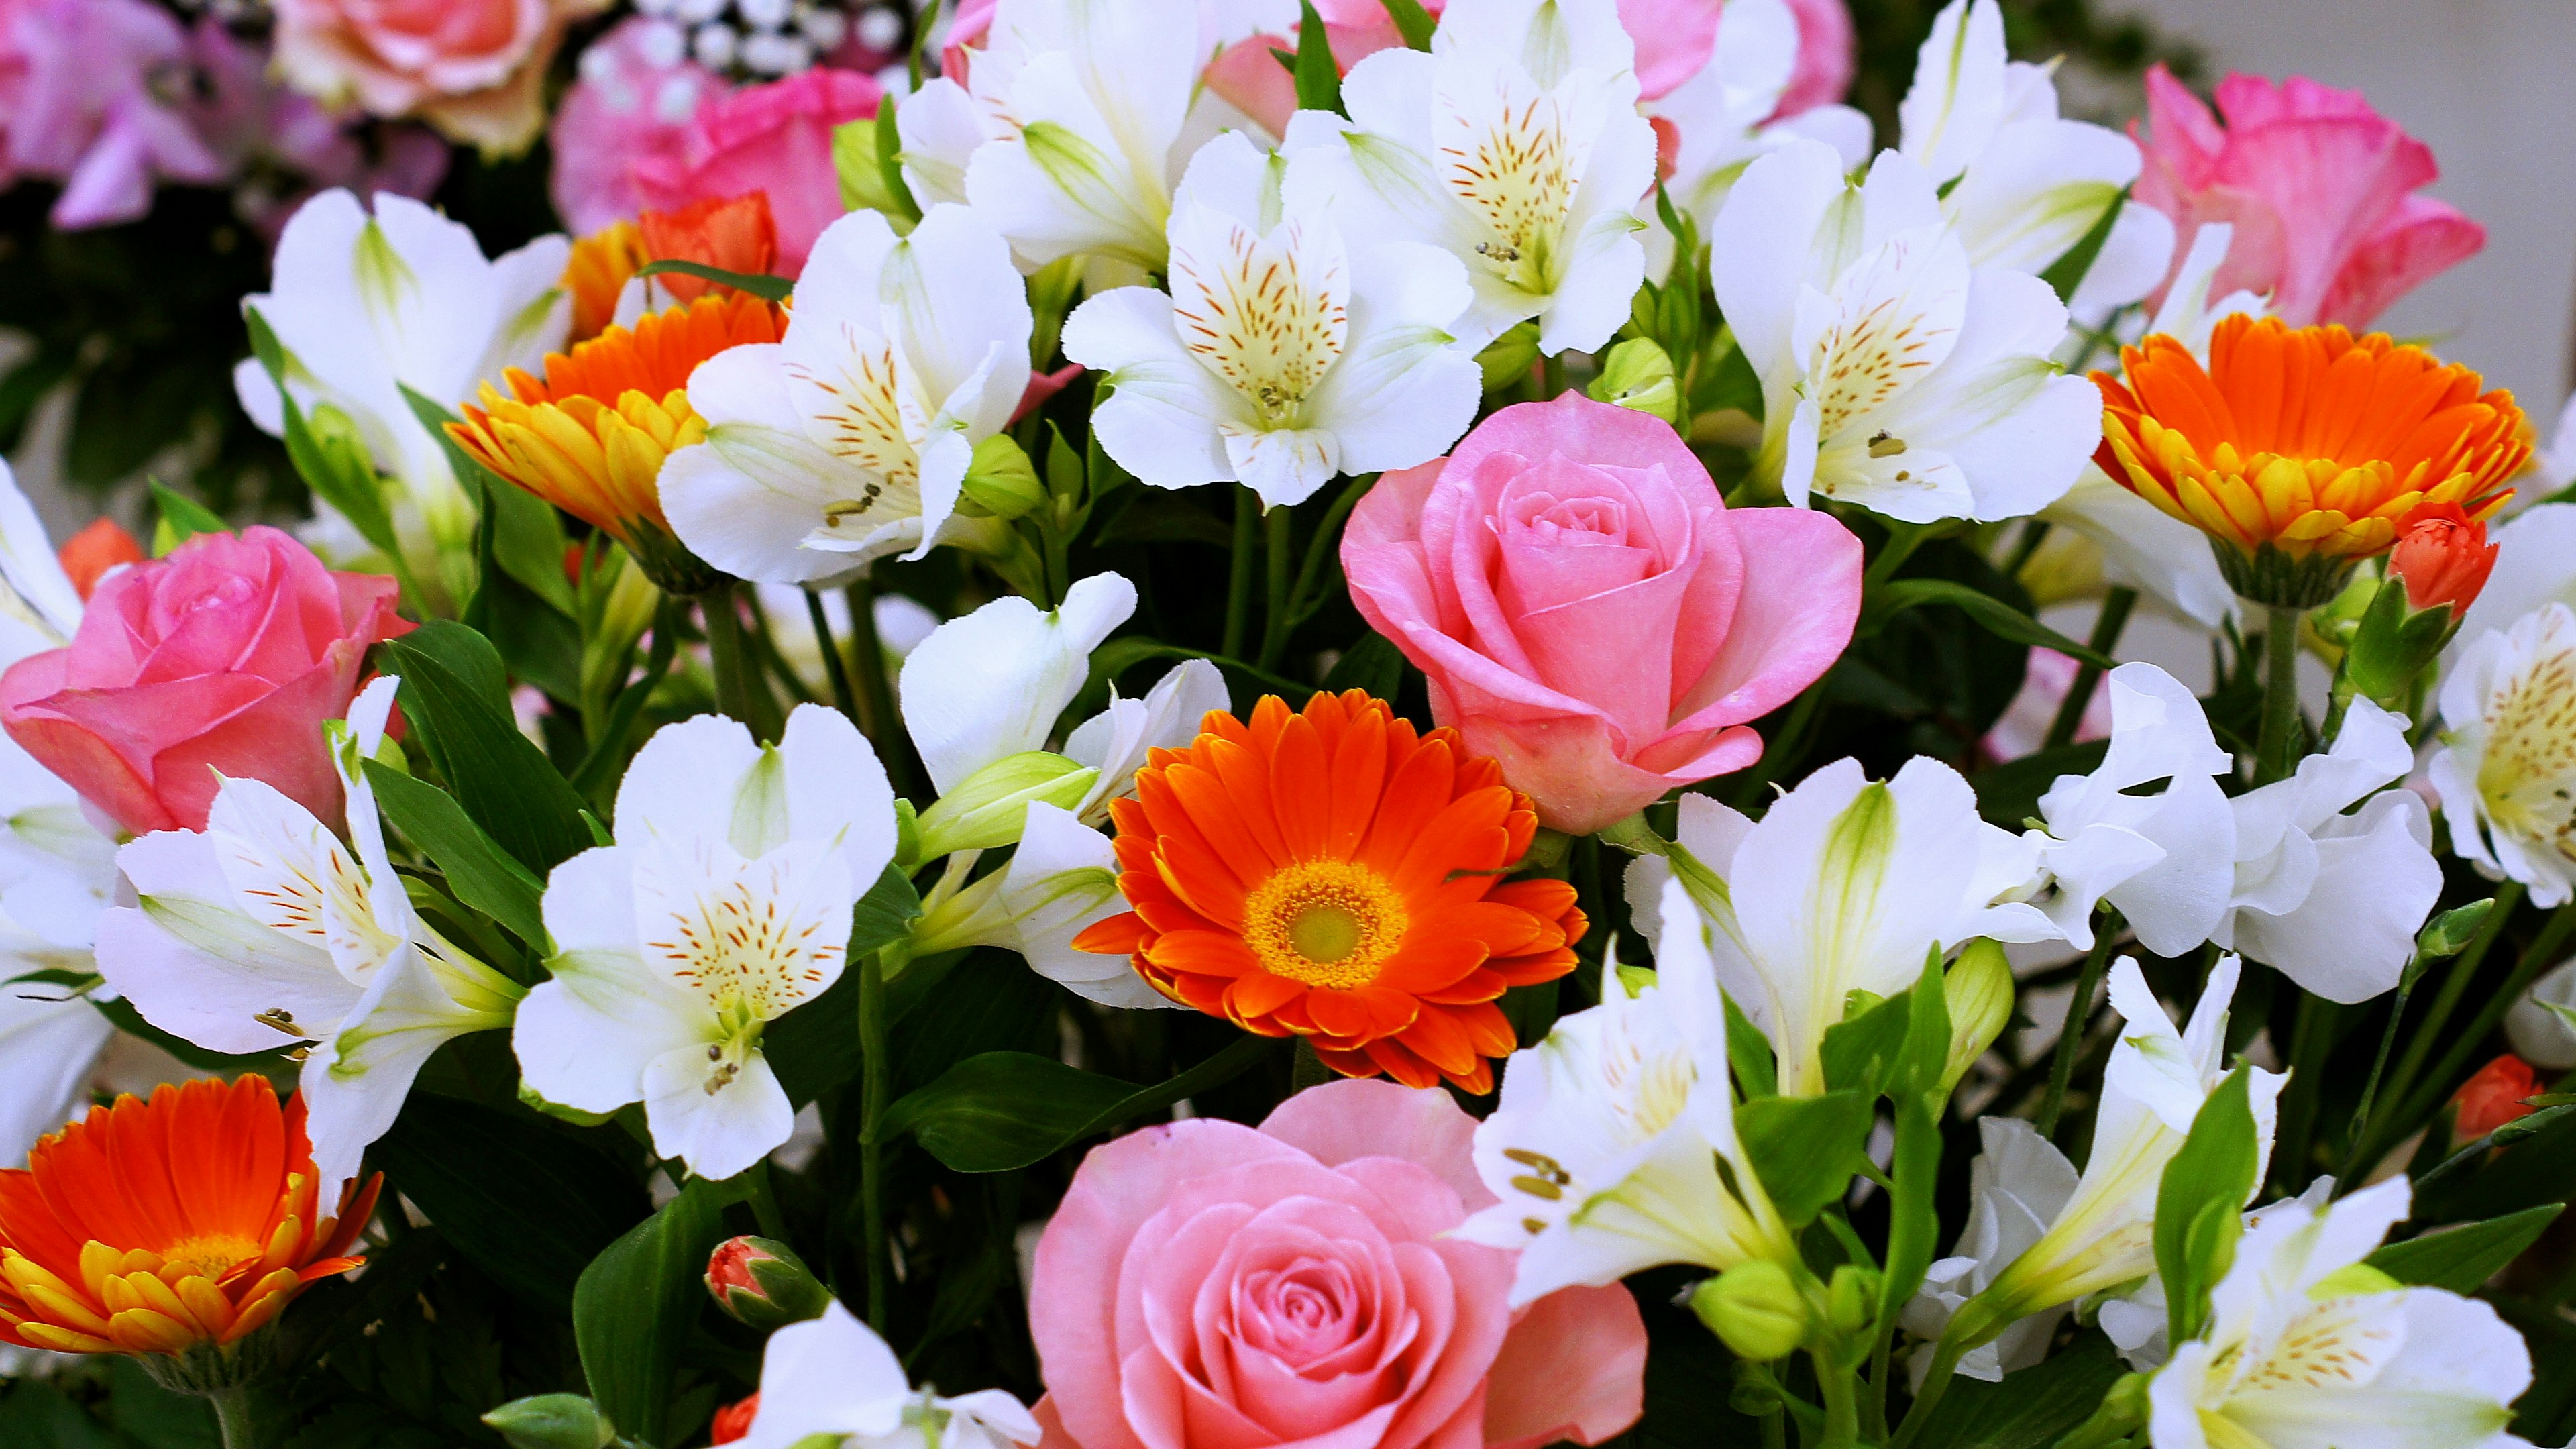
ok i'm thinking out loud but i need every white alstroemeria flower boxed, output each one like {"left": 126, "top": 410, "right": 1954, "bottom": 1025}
{"left": 234, "top": 190, "right": 569, "bottom": 604}
{"left": 1646, "top": 0, "right": 1872, "bottom": 241}
{"left": 1975, "top": 956, "right": 2282, "bottom": 1321}
{"left": 0, "top": 458, "right": 84, "bottom": 661}
{"left": 662, "top": 205, "right": 1032, "bottom": 582}
{"left": 2150, "top": 1177, "right": 2534, "bottom": 1449}
{"left": 896, "top": 0, "right": 1201, "bottom": 273}
{"left": 515, "top": 704, "right": 897, "bottom": 1181}
{"left": 1063, "top": 657, "right": 1226, "bottom": 824}
{"left": 908, "top": 802, "right": 1164, "bottom": 1008}
{"left": 2098, "top": 1176, "right": 2338, "bottom": 1373}
{"left": 93, "top": 678, "right": 526, "bottom": 1192}
{"left": 0, "top": 975, "right": 111, "bottom": 1167}
{"left": 1710, "top": 141, "right": 2102, "bottom": 523}
{"left": 745, "top": 1299, "right": 1042, "bottom": 1449}
{"left": 1627, "top": 760, "right": 2055, "bottom": 1097}
{"left": 2431, "top": 603, "right": 2576, "bottom": 908}
{"left": 1279, "top": 0, "right": 1658, "bottom": 356}
{"left": 898, "top": 572, "right": 1137, "bottom": 795}
{"left": 2003, "top": 663, "right": 2236, "bottom": 951}
{"left": 1455, "top": 916, "right": 1796, "bottom": 1305}
{"left": 2456, "top": 504, "right": 2576, "bottom": 667}
{"left": 1065, "top": 132, "right": 1481, "bottom": 508}
{"left": 1902, "top": 1117, "right": 2080, "bottom": 1385}
{"left": 1896, "top": 0, "right": 2172, "bottom": 311}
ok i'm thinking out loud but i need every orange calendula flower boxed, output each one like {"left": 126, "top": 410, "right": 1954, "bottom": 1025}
{"left": 561, "top": 194, "right": 780, "bottom": 343}
{"left": 1072, "top": 690, "right": 1586, "bottom": 1094}
{"left": 0, "top": 1077, "right": 378, "bottom": 1363}
{"left": 563, "top": 219, "right": 651, "bottom": 343}
{"left": 447, "top": 291, "right": 783, "bottom": 594}
{"left": 2093, "top": 313, "right": 2528, "bottom": 606}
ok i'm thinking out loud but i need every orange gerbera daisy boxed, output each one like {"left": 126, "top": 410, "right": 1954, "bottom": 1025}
{"left": 561, "top": 193, "right": 780, "bottom": 343}
{"left": 2093, "top": 314, "right": 2527, "bottom": 606}
{"left": 448, "top": 291, "right": 783, "bottom": 594}
{"left": 0, "top": 1077, "right": 378, "bottom": 1366}
{"left": 1072, "top": 690, "right": 1586, "bottom": 1093}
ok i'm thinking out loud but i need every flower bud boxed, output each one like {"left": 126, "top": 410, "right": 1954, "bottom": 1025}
{"left": 2387, "top": 502, "right": 2497, "bottom": 615}
{"left": 1586, "top": 337, "right": 1680, "bottom": 427}
{"left": 2451, "top": 1054, "right": 2540, "bottom": 1144}
{"left": 1688, "top": 1260, "right": 1807, "bottom": 1362}
{"left": 912, "top": 751, "right": 1097, "bottom": 859}
{"left": 959, "top": 435, "right": 1046, "bottom": 521}
{"left": 1942, "top": 938, "right": 2014, "bottom": 1091}
{"left": 706, "top": 1236, "right": 830, "bottom": 1332}
{"left": 1475, "top": 322, "right": 1540, "bottom": 392}
{"left": 482, "top": 1395, "right": 617, "bottom": 1449}
{"left": 710, "top": 1393, "right": 761, "bottom": 1445}
{"left": 1827, "top": 1264, "right": 1880, "bottom": 1336}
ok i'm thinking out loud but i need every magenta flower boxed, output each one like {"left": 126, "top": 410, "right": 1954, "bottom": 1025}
{"left": 548, "top": 17, "right": 724, "bottom": 236}
{"left": 3, "top": 0, "right": 224, "bottom": 229}
{"left": 629, "top": 65, "right": 881, "bottom": 274}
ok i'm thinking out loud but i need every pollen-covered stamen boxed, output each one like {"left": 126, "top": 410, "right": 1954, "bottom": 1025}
{"left": 786, "top": 327, "right": 922, "bottom": 529}
{"left": 1436, "top": 75, "right": 1581, "bottom": 292}
{"left": 1242, "top": 859, "right": 1407, "bottom": 990}
{"left": 1802, "top": 235, "right": 1964, "bottom": 442}
{"left": 635, "top": 838, "right": 850, "bottom": 1021}
{"left": 1170, "top": 215, "right": 1349, "bottom": 427}
{"left": 2471, "top": 621, "right": 2576, "bottom": 861}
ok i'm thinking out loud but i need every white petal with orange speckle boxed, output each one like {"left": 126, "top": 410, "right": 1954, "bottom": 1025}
{"left": 2433, "top": 602, "right": 2576, "bottom": 910}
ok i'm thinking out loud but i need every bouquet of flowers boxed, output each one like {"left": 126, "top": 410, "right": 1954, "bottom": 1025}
{"left": 7, "top": 2, "right": 2576, "bottom": 1448}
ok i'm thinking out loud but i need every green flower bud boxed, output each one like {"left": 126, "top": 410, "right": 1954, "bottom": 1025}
{"left": 1942, "top": 938, "right": 2014, "bottom": 1091}
{"left": 1585, "top": 337, "right": 1680, "bottom": 427}
{"left": 483, "top": 1395, "right": 617, "bottom": 1449}
{"left": 1476, "top": 322, "right": 1540, "bottom": 392}
{"left": 1827, "top": 1264, "right": 1880, "bottom": 1336}
{"left": 959, "top": 435, "right": 1046, "bottom": 521}
{"left": 1689, "top": 1260, "right": 1807, "bottom": 1362}
{"left": 912, "top": 751, "right": 1097, "bottom": 859}
{"left": 706, "top": 1236, "right": 831, "bottom": 1332}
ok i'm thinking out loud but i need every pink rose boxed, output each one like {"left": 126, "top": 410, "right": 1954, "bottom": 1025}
{"left": 1770, "top": 0, "right": 1856, "bottom": 119}
{"left": 630, "top": 66, "right": 881, "bottom": 274}
{"left": 0, "top": 526, "right": 411, "bottom": 836}
{"left": 1343, "top": 396, "right": 1862, "bottom": 835}
{"left": 272, "top": 0, "right": 606, "bottom": 154}
{"left": 2131, "top": 64, "right": 2484, "bottom": 329}
{"left": 1031, "top": 1079, "right": 1646, "bottom": 1449}
{"left": 549, "top": 17, "right": 724, "bottom": 236}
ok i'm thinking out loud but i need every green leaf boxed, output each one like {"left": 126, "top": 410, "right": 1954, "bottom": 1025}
{"left": 364, "top": 761, "right": 547, "bottom": 949}
{"left": 572, "top": 1179, "right": 727, "bottom": 1449}
{"left": 374, "top": 1093, "right": 647, "bottom": 1309}
{"left": 1725, "top": 994, "right": 1776, "bottom": 1099}
{"left": 1321, "top": 631, "right": 1407, "bottom": 702}
{"left": 1275, "top": 0, "right": 1346, "bottom": 116}
{"left": 382, "top": 623, "right": 594, "bottom": 875}
{"left": 885, "top": 1034, "right": 1281, "bottom": 1173}
{"left": 1377, "top": 0, "right": 1436, "bottom": 48}
{"left": 1878, "top": 1094, "right": 1943, "bottom": 1321}
{"left": 1821, "top": 989, "right": 1911, "bottom": 1098}
{"left": 2369, "top": 1203, "right": 2564, "bottom": 1293}
{"left": 1872, "top": 578, "right": 2118, "bottom": 669}
{"left": 1900, "top": 946, "right": 1953, "bottom": 1099}
{"left": 248, "top": 306, "right": 401, "bottom": 563}
{"left": 853, "top": 862, "right": 924, "bottom": 959}
{"left": 2036, "top": 185, "right": 2130, "bottom": 305}
{"left": 400, "top": 385, "right": 576, "bottom": 617}
{"left": 1968, "top": 738, "right": 2110, "bottom": 829}
{"left": 150, "top": 479, "right": 229, "bottom": 549}
{"left": 1906, "top": 1331, "right": 2127, "bottom": 1448}
{"left": 632, "top": 259, "right": 794, "bottom": 303}
{"left": 875, "top": 97, "right": 922, "bottom": 224}
{"left": 1735, "top": 1090, "right": 1874, "bottom": 1228}
{"left": 2155, "top": 1065, "right": 2260, "bottom": 1347}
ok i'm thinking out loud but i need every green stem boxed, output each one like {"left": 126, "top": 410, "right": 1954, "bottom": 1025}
{"left": 2037, "top": 910, "right": 2120, "bottom": 1140}
{"left": 2272, "top": 993, "right": 2341, "bottom": 1192}
{"left": 1730, "top": 678, "right": 1829, "bottom": 808}
{"left": 2371, "top": 881, "right": 2522, "bottom": 1154}
{"left": 1542, "top": 351, "right": 1568, "bottom": 399}
{"left": 1816, "top": 1349, "right": 1860, "bottom": 1449}
{"left": 703, "top": 580, "right": 757, "bottom": 730}
{"left": 857, "top": 945, "right": 892, "bottom": 1332}
{"left": 2382, "top": 902, "right": 2576, "bottom": 1155}
{"left": 805, "top": 588, "right": 859, "bottom": 722}
{"left": 1287, "top": 472, "right": 1375, "bottom": 625}
{"left": 2337, "top": 969, "right": 2419, "bottom": 1192}
{"left": 2044, "top": 586, "right": 2137, "bottom": 751}
{"left": 843, "top": 576, "right": 915, "bottom": 798}
{"left": 1258, "top": 502, "right": 1295, "bottom": 672}
{"left": 1223, "top": 486, "right": 1258, "bottom": 660}
{"left": 209, "top": 1387, "right": 256, "bottom": 1449}
{"left": 1762, "top": 1405, "right": 1788, "bottom": 1449}
{"left": 1888, "top": 1336, "right": 1968, "bottom": 1449}
{"left": 1865, "top": 1323, "right": 1894, "bottom": 1442}
{"left": 747, "top": 1159, "right": 788, "bottom": 1240}
{"left": 1863, "top": 521, "right": 1932, "bottom": 592}
{"left": 2255, "top": 603, "right": 2305, "bottom": 785}
{"left": 2004, "top": 519, "right": 2053, "bottom": 580}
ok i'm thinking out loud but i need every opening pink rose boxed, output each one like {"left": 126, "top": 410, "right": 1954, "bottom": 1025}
{"left": 630, "top": 66, "right": 882, "bottom": 275}
{"left": 1031, "top": 1078, "right": 1645, "bottom": 1449}
{"left": 0, "top": 526, "right": 411, "bottom": 835}
{"left": 1342, "top": 395, "right": 1862, "bottom": 835}
{"left": 273, "top": 0, "right": 606, "bottom": 154}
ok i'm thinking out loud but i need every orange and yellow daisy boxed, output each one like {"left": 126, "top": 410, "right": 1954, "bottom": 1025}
{"left": 448, "top": 290, "right": 783, "bottom": 594}
{"left": 561, "top": 193, "right": 780, "bottom": 343}
{"left": 0, "top": 1077, "right": 378, "bottom": 1362}
{"left": 2093, "top": 314, "right": 2528, "bottom": 606}
{"left": 1073, "top": 690, "right": 1586, "bottom": 1094}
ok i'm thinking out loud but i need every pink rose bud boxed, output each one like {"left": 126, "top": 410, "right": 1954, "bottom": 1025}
{"left": 0, "top": 526, "right": 409, "bottom": 835}
{"left": 2387, "top": 502, "right": 2498, "bottom": 616}
{"left": 704, "top": 1235, "right": 827, "bottom": 1331}
{"left": 1341, "top": 396, "right": 1863, "bottom": 835}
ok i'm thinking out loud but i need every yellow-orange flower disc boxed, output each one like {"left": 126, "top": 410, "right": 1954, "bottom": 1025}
{"left": 0, "top": 1077, "right": 378, "bottom": 1358}
{"left": 2093, "top": 314, "right": 2527, "bottom": 605}
{"left": 1073, "top": 691, "right": 1586, "bottom": 1094}
{"left": 447, "top": 291, "right": 782, "bottom": 593}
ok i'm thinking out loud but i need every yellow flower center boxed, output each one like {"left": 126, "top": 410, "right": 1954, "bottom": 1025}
{"left": 159, "top": 1233, "right": 261, "bottom": 1282}
{"left": 1244, "top": 861, "right": 1408, "bottom": 990}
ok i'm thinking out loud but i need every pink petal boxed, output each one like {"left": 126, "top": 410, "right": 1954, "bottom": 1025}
{"left": 1258, "top": 1079, "right": 1489, "bottom": 1211}
{"left": 1481, "top": 1285, "right": 1648, "bottom": 1449}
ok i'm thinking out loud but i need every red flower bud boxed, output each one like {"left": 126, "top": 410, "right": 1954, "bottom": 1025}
{"left": 57, "top": 517, "right": 143, "bottom": 600}
{"left": 2388, "top": 501, "right": 2498, "bottom": 614}
{"left": 704, "top": 1235, "right": 828, "bottom": 1330}
{"left": 2453, "top": 1053, "right": 2540, "bottom": 1142}
{"left": 711, "top": 1394, "right": 759, "bottom": 1445}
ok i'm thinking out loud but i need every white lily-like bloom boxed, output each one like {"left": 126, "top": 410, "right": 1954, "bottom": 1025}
{"left": 1895, "top": 0, "right": 2173, "bottom": 311}
{"left": 1902, "top": 1117, "right": 2080, "bottom": 1385}
{"left": 1279, "top": 0, "right": 1659, "bottom": 356}
{"left": 2149, "top": 1177, "right": 2534, "bottom": 1449}
{"left": 234, "top": 189, "right": 569, "bottom": 606}
{"left": 744, "top": 1299, "right": 1042, "bottom": 1449}
{"left": 897, "top": 572, "right": 1137, "bottom": 796}
{"left": 1065, "top": 132, "right": 1481, "bottom": 508}
{"left": 0, "top": 980, "right": 110, "bottom": 1168}
{"left": 1646, "top": 0, "right": 1872, "bottom": 241}
{"left": 2002, "top": 663, "right": 2237, "bottom": 951}
{"left": 2430, "top": 603, "right": 2576, "bottom": 908}
{"left": 93, "top": 678, "right": 526, "bottom": 1193}
{"left": 1454, "top": 913, "right": 1796, "bottom": 1306}
{"left": 896, "top": 0, "right": 1201, "bottom": 274}
{"left": 1062, "top": 657, "right": 1226, "bottom": 824}
{"left": 1972, "top": 956, "right": 2282, "bottom": 1322}
{"left": 908, "top": 801, "right": 1163, "bottom": 1008}
{"left": 661, "top": 205, "right": 1032, "bottom": 583}
{"left": 1627, "top": 759, "right": 2055, "bottom": 1097}
{"left": 513, "top": 704, "right": 897, "bottom": 1181}
{"left": 1709, "top": 140, "right": 2102, "bottom": 523}
{"left": 2456, "top": 504, "right": 2576, "bottom": 667}
{"left": 2098, "top": 1176, "right": 2337, "bottom": 1373}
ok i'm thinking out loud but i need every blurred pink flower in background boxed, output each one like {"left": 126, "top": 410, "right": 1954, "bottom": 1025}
{"left": 1770, "top": 0, "right": 1858, "bottom": 119}
{"left": 2131, "top": 64, "right": 2485, "bottom": 329}
{"left": 184, "top": 18, "right": 449, "bottom": 232}
{"left": 274, "top": 0, "right": 608, "bottom": 155}
{"left": 549, "top": 17, "right": 723, "bottom": 235}
{"left": 1, "top": 0, "right": 223, "bottom": 229}
{"left": 1982, "top": 649, "right": 2113, "bottom": 765}
{"left": 630, "top": 66, "right": 880, "bottom": 273}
